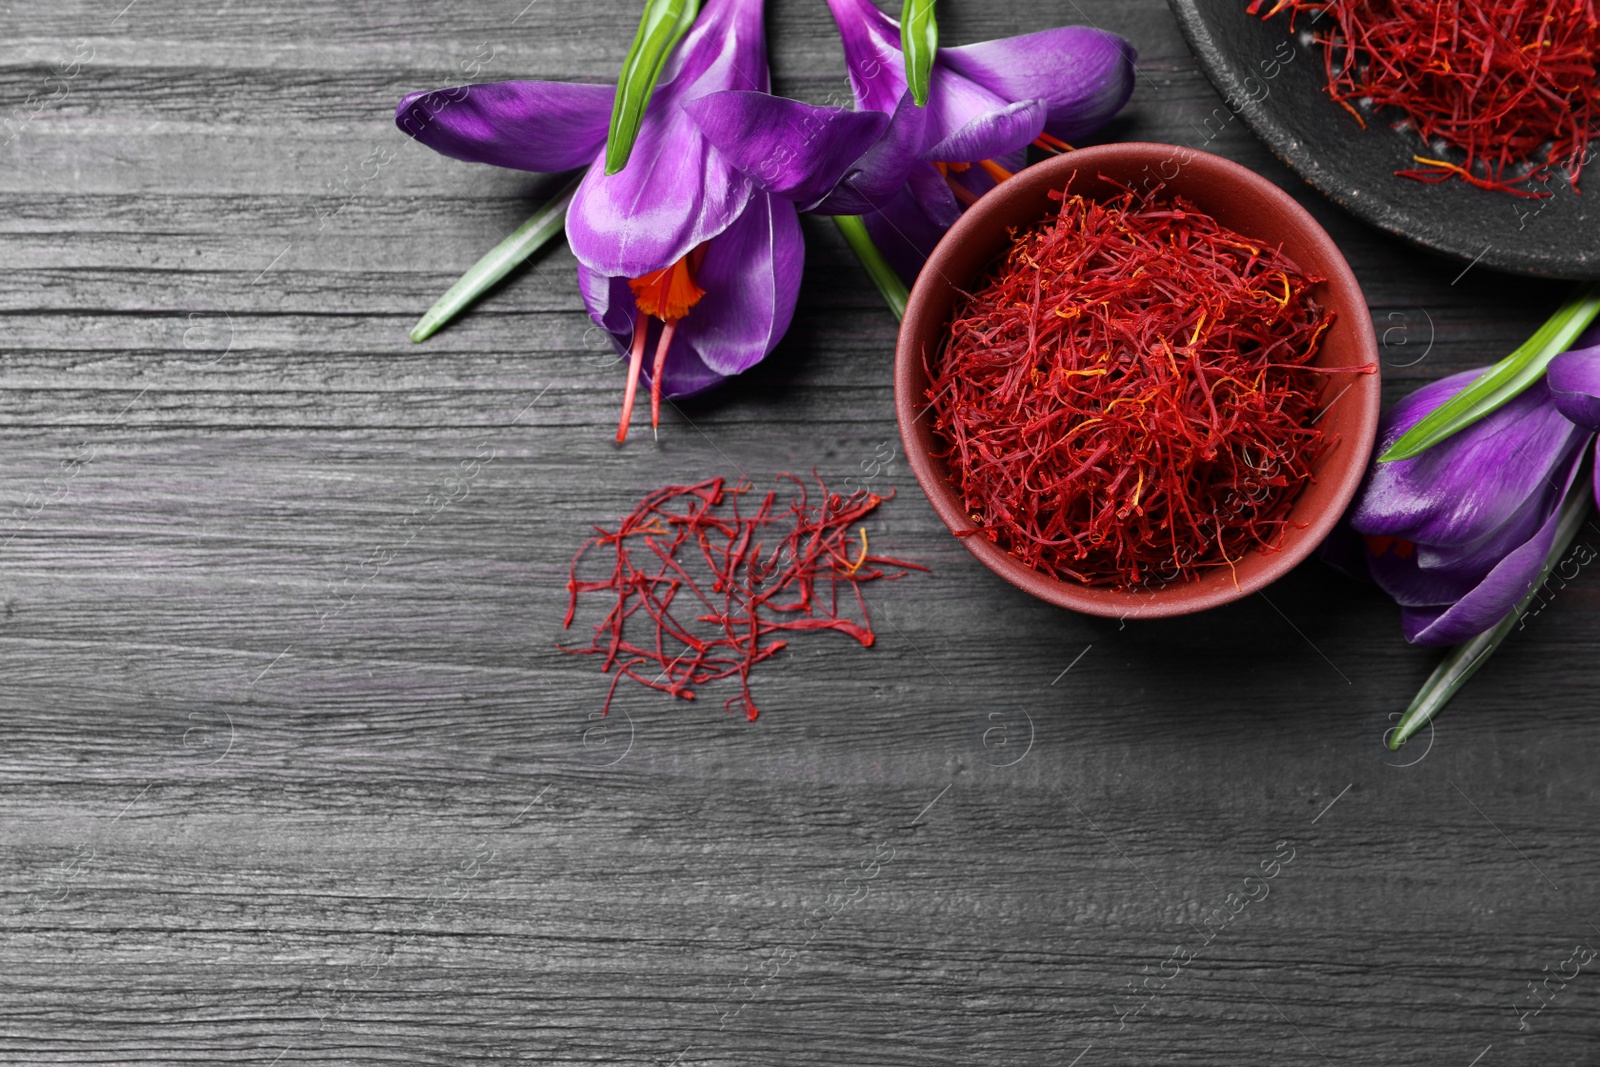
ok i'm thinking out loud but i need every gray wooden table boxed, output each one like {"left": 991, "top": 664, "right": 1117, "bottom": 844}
{"left": 2, "top": 1, "right": 1595, "bottom": 1063}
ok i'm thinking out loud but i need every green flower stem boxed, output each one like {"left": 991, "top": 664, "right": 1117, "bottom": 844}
{"left": 834, "top": 215, "right": 909, "bottom": 323}
{"left": 1381, "top": 283, "right": 1600, "bottom": 462}
{"left": 605, "top": 0, "right": 700, "bottom": 175}
{"left": 410, "top": 175, "right": 581, "bottom": 344}
{"left": 1388, "top": 485, "right": 1595, "bottom": 749}
{"left": 899, "top": 0, "right": 937, "bottom": 108}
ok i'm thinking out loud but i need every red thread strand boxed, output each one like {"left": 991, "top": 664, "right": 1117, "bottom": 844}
{"left": 562, "top": 475, "right": 926, "bottom": 720}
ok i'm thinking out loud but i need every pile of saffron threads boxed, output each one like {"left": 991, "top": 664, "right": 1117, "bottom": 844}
{"left": 1250, "top": 0, "right": 1600, "bottom": 196}
{"left": 562, "top": 475, "right": 925, "bottom": 720}
{"left": 927, "top": 184, "right": 1357, "bottom": 589}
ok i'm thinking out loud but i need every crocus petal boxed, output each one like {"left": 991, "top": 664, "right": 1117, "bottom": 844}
{"left": 1546, "top": 342, "right": 1600, "bottom": 431}
{"left": 825, "top": 0, "right": 907, "bottom": 114}
{"left": 905, "top": 159, "right": 963, "bottom": 230}
{"left": 809, "top": 93, "right": 930, "bottom": 215}
{"left": 684, "top": 91, "right": 890, "bottom": 211}
{"left": 940, "top": 27, "right": 1138, "bottom": 142}
{"left": 1365, "top": 444, "right": 1576, "bottom": 608}
{"left": 1398, "top": 442, "right": 1588, "bottom": 645}
{"left": 860, "top": 173, "right": 956, "bottom": 284}
{"left": 1414, "top": 492, "right": 1561, "bottom": 585}
{"left": 1367, "top": 542, "right": 1489, "bottom": 608}
{"left": 1351, "top": 374, "right": 1587, "bottom": 548}
{"left": 395, "top": 81, "right": 613, "bottom": 172}
{"left": 1412, "top": 436, "right": 1582, "bottom": 577}
{"left": 823, "top": 0, "right": 1021, "bottom": 153}
{"left": 673, "top": 193, "right": 804, "bottom": 376}
{"left": 918, "top": 67, "right": 1026, "bottom": 156}
{"left": 566, "top": 0, "right": 766, "bottom": 279}
{"left": 577, "top": 266, "right": 634, "bottom": 337}
{"left": 921, "top": 98, "right": 1046, "bottom": 163}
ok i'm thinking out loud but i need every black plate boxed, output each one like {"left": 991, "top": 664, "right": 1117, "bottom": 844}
{"left": 1168, "top": 0, "right": 1600, "bottom": 279}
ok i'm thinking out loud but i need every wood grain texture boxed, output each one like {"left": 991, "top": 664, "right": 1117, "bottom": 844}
{"left": 0, "top": 1, "right": 1596, "bottom": 1064}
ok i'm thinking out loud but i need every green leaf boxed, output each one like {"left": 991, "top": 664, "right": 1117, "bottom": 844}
{"left": 834, "top": 215, "right": 909, "bottom": 323}
{"left": 1380, "top": 283, "right": 1600, "bottom": 462}
{"left": 900, "top": 0, "right": 938, "bottom": 108}
{"left": 1388, "top": 485, "right": 1594, "bottom": 749}
{"left": 605, "top": 0, "right": 700, "bottom": 176}
{"left": 410, "top": 174, "right": 582, "bottom": 344}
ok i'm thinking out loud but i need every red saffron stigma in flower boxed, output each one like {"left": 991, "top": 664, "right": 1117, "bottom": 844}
{"left": 926, "top": 181, "right": 1375, "bottom": 589}
{"left": 561, "top": 474, "right": 927, "bottom": 720}
{"left": 1251, "top": 0, "right": 1600, "bottom": 196}
{"left": 620, "top": 247, "right": 708, "bottom": 443}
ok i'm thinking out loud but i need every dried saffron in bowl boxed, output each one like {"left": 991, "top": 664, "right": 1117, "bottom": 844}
{"left": 926, "top": 183, "right": 1350, "bottom": 589}
{"left": 1251, "top": 0, "right": 1600, "bottom": 196}
{"left": 562, "top": 475, "right": 925, "bottom": 721}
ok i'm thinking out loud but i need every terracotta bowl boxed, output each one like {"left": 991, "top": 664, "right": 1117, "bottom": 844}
{"left": 895, "top": 142, "right": 1381, "bottom": 619}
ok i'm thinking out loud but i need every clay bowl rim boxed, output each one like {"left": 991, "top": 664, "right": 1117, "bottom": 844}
{"left": 894, "top": 141, "right": 1381, "bottom": 620}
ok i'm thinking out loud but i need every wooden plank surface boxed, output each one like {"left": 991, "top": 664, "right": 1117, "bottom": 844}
{"left": 0, "top": 1, "right": 1596, "bottom": 1064}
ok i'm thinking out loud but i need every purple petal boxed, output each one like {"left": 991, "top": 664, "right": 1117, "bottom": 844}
{"left": 918, "top": 66, "right": 1025, "bottom": 156}
{"left": 1351, "top": 373, "right": 1587, "bottom": 548}
{"left": 940, "top": 27, "right": 1138, "bottom": 141}
{"left": 1367, "top": 541, "right": 1489, "bottom": 608}
{"left": 905, "top": 158, "right": 962, "bottom": 229}
{"left": 684, "top": 91, "right": 890, "bottom": 211}
{"left": 921, "top": 98, "right": 1046, "bottom": 163}
{"left": 825, "top": 0, "right": 907, "bottom": 114}
{"left": 822, "top": 0, "right": 1135, "bottom": 153}
{"left": 1547, "top": 342, "right": 1600, "bottom": 431}
{"left": 577, "top": 265, "right": 633, "bottom": 336}
{"left": 1410, "top": 423, "right": 1585, "bottom": 579}
{"left": 1412, "top": 508, "right": 1549, "bottom": 585}
{"left": 1364, "top": 448, "right": 1574, "bottom": 609}
{"left": 809, "top": 93, "right": 930, "bottom": 215}
{"left": 395, "top": 80, "right": 613, "bottom": 172}
{"left": 566, "top": 0, "right": 767, "bottom": 279}
{"left": 674, "top": 193, "right": 804, "bottom": 376}
{"left": 860, "top": 172, "right": 955, "bottom": 285}
{"left": 1398, "top": 442, "right": 1588, "bottom": 645}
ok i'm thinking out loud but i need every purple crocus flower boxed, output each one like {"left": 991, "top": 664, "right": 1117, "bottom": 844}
{"left": 689, "top": 0, "right": 1137, "bottom": 281}
{"left": 1337, "top": 332, "right": 1600, "bottom": 646}
{"left": 395, "top": 0, "right": 884, "bottom": 441}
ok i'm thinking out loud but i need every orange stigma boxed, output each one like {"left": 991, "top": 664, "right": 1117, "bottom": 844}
{"left": 935, "top": 159, "right": 1014, "bottom": 206}
{"left": 977, "top": 158, "right": 1014, "bottom": 183}
{"left": 618, "top": 248, "right": 707, "bottom": 444}
{"left": 628, "top": 253, "right": 706, "bottom": 323}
